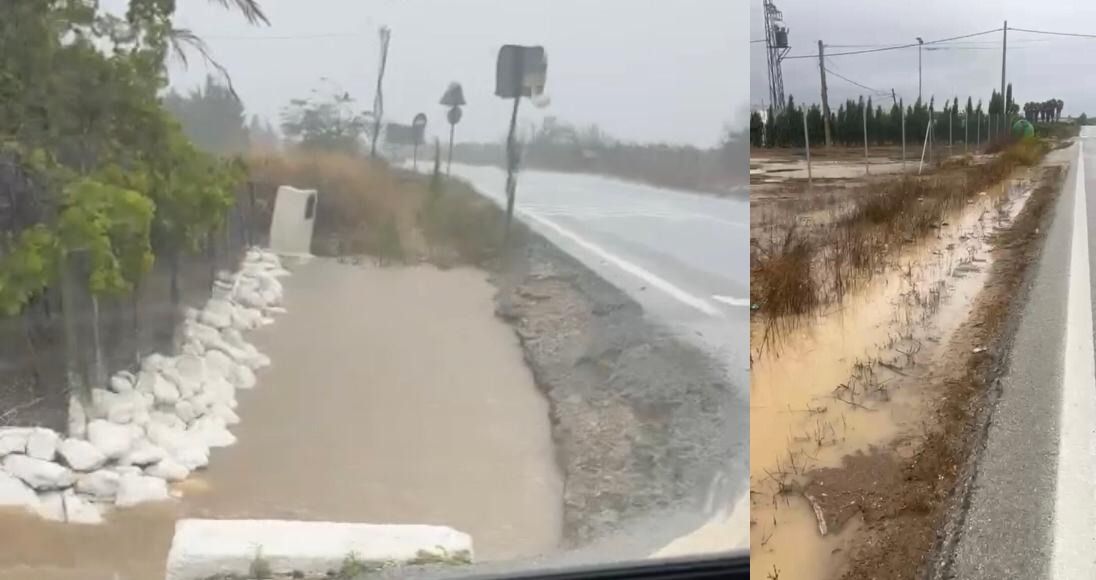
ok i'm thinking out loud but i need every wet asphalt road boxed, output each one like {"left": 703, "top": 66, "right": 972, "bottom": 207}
{"left": 447, "top": 163, "right": 749, "bottom": 388}
{"left": 946, "top": 137, "right": 1090, "bottom": 579}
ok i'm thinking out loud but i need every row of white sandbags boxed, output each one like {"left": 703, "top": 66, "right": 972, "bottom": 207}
{"left": 0, "top": 249, "right": 291, "bottom": 524}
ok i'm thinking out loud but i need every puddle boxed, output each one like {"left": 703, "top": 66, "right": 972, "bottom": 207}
{"left": 0, "top": 260, "right": 563, "bottom": 579}
{"left": 749, "top": 174, "right": 1034, "bottom": 580}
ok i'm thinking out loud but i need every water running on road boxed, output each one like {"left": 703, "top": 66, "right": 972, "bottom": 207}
{"left": 0, "top": 259, "right": 562, "bottom": 579}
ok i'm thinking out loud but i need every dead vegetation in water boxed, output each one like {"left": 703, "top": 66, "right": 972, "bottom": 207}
{"left": 797, "top": 162, "right": 1066, "bottom": 580}
{"left": 750, "top": 138, "right": 1049, "bottom": 331}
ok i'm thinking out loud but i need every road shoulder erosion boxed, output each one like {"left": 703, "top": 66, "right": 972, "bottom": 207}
{"left": 933, "top": 145, "right": 1075, "bottom": 580}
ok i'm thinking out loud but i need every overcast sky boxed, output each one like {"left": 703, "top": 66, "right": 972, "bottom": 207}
{"left": 751, "top": 0, "right": 1096, "bottom": 116}
{"left": 137, "top": 0, "right": 748, "bottom": 147}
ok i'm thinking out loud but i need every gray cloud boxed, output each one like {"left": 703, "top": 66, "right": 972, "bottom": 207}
{"left": 751, "top": 0, "right": 1096, "bottom": 116}
{"left": 136, "top": 0, "right": 748, "bottom": 147}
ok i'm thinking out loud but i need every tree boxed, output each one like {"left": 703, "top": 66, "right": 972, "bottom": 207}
{"left": 164, "top": 75, "right": 250, "bottom": 155}
{"left": 280, "top": 92, "right": 370, "bottom": 154}
{"left": 749, "top": 111, "right": 764, "bottom": 147}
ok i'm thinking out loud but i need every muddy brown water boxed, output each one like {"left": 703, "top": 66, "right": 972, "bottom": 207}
{"left": 0, "top": 259, "right": 563, "bottom": 580}
{"left": 750, "top": 173, "right": 1035, "bottom": 580}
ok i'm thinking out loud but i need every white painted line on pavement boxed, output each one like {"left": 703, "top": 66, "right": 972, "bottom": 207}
{"left": 1052, "top": 139, "right": 1096, "bottom": 579}
{"left": 712, "top": 295, "right": 750, "bottom": 308}
{"left": 520, "top": 211, "right": 726, "bottom": 318}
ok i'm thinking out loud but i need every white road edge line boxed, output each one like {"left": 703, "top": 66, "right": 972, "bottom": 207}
{"left": 1052, "top": 138, "right": 1096, "bottom": 579}
{"left": 520, "top": 211, "right": 726, "bottom": 318}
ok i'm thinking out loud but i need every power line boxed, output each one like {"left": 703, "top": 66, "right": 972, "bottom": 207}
{"left": 824, "top": 67, "right": 888, "bottom": 96}
{"left": 200, "top": 32, "right": 363, "bottom": 40}
{"left": 1009, "top": 27, "right": 1096, "bottom": 39}
{"left": 784, "top": 27, "right": 1003, "bottom": 59}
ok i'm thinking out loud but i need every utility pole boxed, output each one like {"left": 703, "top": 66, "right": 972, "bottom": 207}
{"left": 917, "top": 37, "right": 924, "bottom": 102}
{"left": 370, "top": 26, "right": 392, "bottom": 159}
{"left": 1001, "top": 21, "right": 1008, "bottom": 137}
{"left": 818, "top": 40, "right": 833, "bottom": 147}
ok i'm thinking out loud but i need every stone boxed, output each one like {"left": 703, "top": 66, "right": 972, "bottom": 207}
{"left": 73, "top": 469, "right": 121, "bottom": 497}
{"left": 106, "top": 397, "right": 138, "bottom": 425}
{"left": 174, "top": 400, "right": 200, "bottom": 425}
{"left": 110, "top": 465, "right": 143, "bottom": 477}
{"left": 203, "top": 376, "right": 236, "bottom": 408}
{"left": 90, "top": 388, "right": 118, "bottom": 419}
{"left": 153, "top": 373, "right": 182, "bottom": 405}
{"left": 198, "top": 309, "right": 231, "bottom": 330}
{"left": 203, "top": 350, "right": 234, "bottom": 379}
{"left": 135, "top": 371, "right": 158, "bottom": 394}
{"left": 26, "top": 428, "right": 60, "bottom": 461}
{"left": 87, "top": 419, "right": 135, "bottom": 460}
{"left": 209, "top": 403, "right": 240, "bottom": 426}
{"left": 176, "top": 354, "right": 207, "bottom": 384}
{"left": 57, "top": 438, "right": 107, "bottom": 472}
{"left": 188, "top": 417, "right": 236, "bottom": 449}
{"left": 115, "top": 474, "right": 170, "bottom": 507}
{"left": 62, "top": 490, "right": 103, "bottom": 524}
{"left": 0, "top": 427, "right": 30, "bottom": 456}
{"left": 68, "top": 396, "right": 88, "bottom": 438}
{"left": 123, "top": 439, "right": 166, "bottom": 467}
{"left": 36, "top": 491, "right": 66, "bottom": 522}
{"left": 110, "top": 372, "right": 135, "bottom": 393}
{"left": 2, "top": 455, "right": 75, "bottom": 490}
{"left": 0, "top": 470, "right": 39, "bottom": 510}
{"left": 228, "top": 364, "right": 257, "bottom": 390}
{"left": 145, "top": 458, "right": 190, "bottom": 482}
{"left": 149, "top": 411, "right": 186, "bottom": 432}
{"left": 141, "top": 353, "right": 168, "bottom": 373}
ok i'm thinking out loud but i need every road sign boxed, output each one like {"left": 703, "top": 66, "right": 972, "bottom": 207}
{"left": 447, "top": 106, "right": 462, "bottom": 126}
{"left": 495, "top": 45, "right": 548, "bottom": 99}
{"left": 412, "top": 113, "right": 428, "bottom": 145}
{"left": 440, "top": 82, "right": 466, "bottom": 107}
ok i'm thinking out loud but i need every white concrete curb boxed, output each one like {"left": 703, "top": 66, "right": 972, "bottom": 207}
{"left": 165, "top": 519, "right": 473, "bottom": 580}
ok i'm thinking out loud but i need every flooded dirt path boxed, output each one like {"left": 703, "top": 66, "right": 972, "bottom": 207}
{"left": 0, "top": 259, "right": 562, "bottom": 580}
{"left": 750, "top": 173, "right": 1036, "bottom": 580}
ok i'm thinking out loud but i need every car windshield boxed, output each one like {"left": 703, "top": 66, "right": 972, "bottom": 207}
{"left": 0, "top": 0, "right": 748, "bottom": 579}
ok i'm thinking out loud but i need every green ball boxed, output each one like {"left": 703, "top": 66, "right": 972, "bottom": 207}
{"left": 1012, "top": 119, "right": 1035, "bottom": 138}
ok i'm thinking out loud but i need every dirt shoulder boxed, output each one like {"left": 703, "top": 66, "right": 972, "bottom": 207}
{"left": 800, "top": 159, "right": 1067, "bottom": 579}
{"left": 490, "top": 228, "right": 738, "bottom": 549}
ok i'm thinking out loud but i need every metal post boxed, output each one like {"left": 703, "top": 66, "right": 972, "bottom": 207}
{"left": 803, "top": 111, "right": 812, "bottom": 188}
{"left": 863, "top": 102, "right": 869, "bottom": 175}
{"left": 901, "top": 105, "right": 907, "bottom": 172}
{"left": 919, "top": 116, "right": 933, "bottom": 174}
{"left": 964, "top": 112, "right": 969, "bottom": 153}
{"left": 504, "top": 95, "right": 522, "bottom": 238}
{"left": 447, "top": 123, "right": 455, "bottom": 176}
{"left": 977, "top": 113, "right": 981, "bottom": 149}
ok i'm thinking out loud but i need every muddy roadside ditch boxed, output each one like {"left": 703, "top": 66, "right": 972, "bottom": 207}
{"left": 749, "top": 136, "right": 1071, "bottom": 580}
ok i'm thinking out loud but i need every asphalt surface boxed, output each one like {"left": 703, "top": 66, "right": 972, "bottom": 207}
{"left": 944, "top": 140, "right": 1081, "bottom": 579}
{"left": 446, "top": 163, "right": 749, "bottom": 388}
